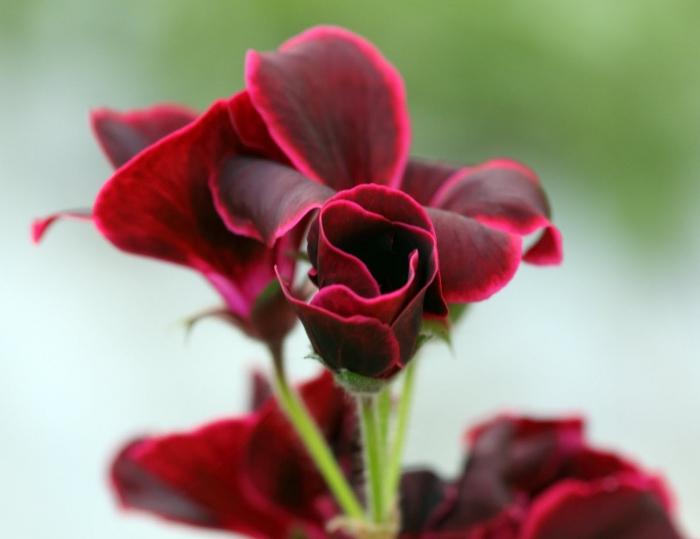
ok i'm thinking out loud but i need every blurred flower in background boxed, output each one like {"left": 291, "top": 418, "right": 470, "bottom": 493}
{"left": 2, "top": 1, "right": 699, "bottom": 538}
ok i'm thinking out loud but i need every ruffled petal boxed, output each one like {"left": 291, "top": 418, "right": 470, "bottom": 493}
{"left": 91, "top": 104, "right": 196, "bottom": 168}
{"left": 432, "top": 159, "right": 563, "bottom": 266}
{"left": 427, "top": 208, "right": 522, "bottom": 303}
{"left": 246, "top": 25, "right": 410, "bottom": 190}
{"left": 31, "top": 209, "right": 92, "bottom": 243}
{"left": 399, "top": 157, "right": 459, "bottom": 206}
{"left": 522, "top": 476, "right": 683, "bottom": 539}
{"left": 93, "top": 100, "right": 284, "bottom": 318}
{"left": 278, "top": 270, "right": 402, "bottom": 378}
{"left": 111, "top": 419, "right": 288, "bottom": 538}
{"left": 227, "top": 91, "right": 288, "bottom": 162}
{"left": 211, "top": 156, "right": 333, "bottom": 246}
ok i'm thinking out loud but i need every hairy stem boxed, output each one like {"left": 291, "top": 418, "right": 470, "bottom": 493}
{"left": 383, "top": 358, "right": 418, "bottom": 515}
{"left": 270, "top": 346, "right": 365, "bottom": 520}
{"left": 359, "top": 395, "right": 385, "bottom": 524}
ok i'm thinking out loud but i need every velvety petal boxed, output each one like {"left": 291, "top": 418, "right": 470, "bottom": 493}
{"left": 427, "top": 208, "right": 522, "bottom": 303}
{"left": 311, "top": 251, "right": 420, "bottom": 325}
{"left": 320, "top": 185, "right": 447, "bottom": 315}
{"left": 246, "top": 25, "right": 410, "bottom": 190}
{"left": 278, "top": 270, "right": 402, "bottom": 378}
{"left": 111, "top": 420, "right": 290, "bottom": 538}
{"left": 31, "top": 209, "right": 92, "bottom": 243}
{"left": 399, "top": 157, "right": 459, "bottom": 206}
{"left": 228, "top": 91, "right": 289, "bottom": 162}
{"left": 93, "top": 100, "right": 285, "bottom": 319}
{"left": 522, "top": 476, "right": 683, "bottom": 539}
{"left": 211, "top": 155, "right": 333, "bottom": 246}
{"left": 431, "top": 159, "right": 563, "bottom": 266}
{"left": 91, "top": 104, "right": 196, "bottom": 168}
{"left": 249, "top": 370, "right": 273, "bottom": 411}
{"left": 467, "top": 415, "right": 585, "bottom": 495}
{"left": 522, "top": 226, "right": 563, "bottom": 266}
{"left": 399, "top": 469, "right": 451, "bottom": 534}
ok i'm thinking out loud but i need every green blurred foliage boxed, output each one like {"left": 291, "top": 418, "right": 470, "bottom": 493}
{"left": 3, "top": 0, "right": 699, "bottom": 245}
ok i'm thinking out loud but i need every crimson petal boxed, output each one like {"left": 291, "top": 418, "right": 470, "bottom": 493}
{"left": 93, "top": 100, "right": 283, "bottom": 318}
{"left": 522, "top": 476, "right": 683, "bottom": 539}
{"left": 399, "top": 157, "right": 459, "bottom": 206}
{"left": 432, "top": 159, "right": 563, "bottom": 266}
{"left": 246, "top": 25, "right": 410, "bottom": 190}
{"left": 211, "top": 156, "right": 333, "bottom": 246}
{"left": 111, "top": 420, "right": 288, "bottom": 538}
{"left": 427, "top": 207, "right": 522, "bottom": 302}
{"left": 278, "top": 270, "right": 402, "bottom": 378}
{"left": 31, "top": 209, "right": 92, "bottom": 243}
{"left": 91, "top": 104, "right": 196, "bottom": 168}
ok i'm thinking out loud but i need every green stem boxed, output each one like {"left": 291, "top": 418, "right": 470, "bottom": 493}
{"left": 383, "top": 358, "right": 418, "bottom": 514}
{"left": 270, "top": 347, "right": 364, "bottom": 520}
{"left": 359, "top": 395, "right": 385, "bottom": 524}
{"left": 377, "top": 386, "right": 392, "bottom": 458}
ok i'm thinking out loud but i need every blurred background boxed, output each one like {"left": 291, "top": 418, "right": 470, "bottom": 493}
{"left": 2, "top": 0, "right": 699, "bottom": 537}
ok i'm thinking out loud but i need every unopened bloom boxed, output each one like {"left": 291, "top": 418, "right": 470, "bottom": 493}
{"left": 279, "top": 184, "right": 447, "bottom": 380}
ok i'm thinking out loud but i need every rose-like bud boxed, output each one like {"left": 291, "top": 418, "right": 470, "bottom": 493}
{"left": 278, "top": 184, "right": 447, "bottom": 387}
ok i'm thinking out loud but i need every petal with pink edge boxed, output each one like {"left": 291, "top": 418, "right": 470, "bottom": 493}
{"left": 111, "top": 420, "right": 290, "bottom": 538}
{"left": 522, "top": 476, "right": 683, "bottom": 539}
{"left": 278, "top": 271, "right": 402, "bottom": 378}
{"left": 31, "top": 209, "right": 92, "bottom": 243}
{"left": 432, "top": 159, "right": 563, "bottom": 266}
{"left": 399, "top": 157, "right": 459, "bottom": 206}
{"left": 211, "top": 156, "right": 333, "bottom": 246}
{"left": 427, "top": 207, "right": 522, "bottom": 303}
{"left": 93, "top": 100, "right": 282, "bottom": 318}
{"left": 91, "top": 104, "right": 196, "bottom": 168}
{"left": 246, "top": 25, "right": 410, "bottom": 190}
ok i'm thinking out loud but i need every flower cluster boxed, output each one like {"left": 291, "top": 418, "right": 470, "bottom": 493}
{"left": 34, "top": 25, "right": 561, "bottom": 380}
{"left": 34, "top": 24, "right": 687, "bottom": 539}
{"left": 112, "top": 371, "right": 683, "bottom": 539}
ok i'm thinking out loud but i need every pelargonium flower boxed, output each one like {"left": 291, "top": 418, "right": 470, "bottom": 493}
{"left": 32, "top": 96, "right": 304, "bottom": 349}
{"left": 110, "top": 371, "right": 685, "bottom": 539}
{"left": 207, "top": 26, "right": 563, "bottom": 373}
{"left": 279, "top": 184, "right": 448, "bottom": 380}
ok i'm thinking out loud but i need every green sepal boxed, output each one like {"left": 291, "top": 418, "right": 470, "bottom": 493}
{"left": 334, "top": 369, "right": 388, "bottom": 395}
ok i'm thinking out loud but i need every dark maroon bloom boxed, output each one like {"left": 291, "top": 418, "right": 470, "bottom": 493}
{"left": 110, "top": 373, "right": 685, "bottom": 539}
{"left": 278, "top": 184, "right": 447, "bottom": 380}
{"left": 33, "top": 97, "right": 303, "bottom": 348}
{"left": 211, "top": 25, "right": 562, "bottom": 317}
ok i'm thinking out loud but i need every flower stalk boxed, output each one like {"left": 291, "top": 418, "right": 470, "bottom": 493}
{"left": 270, "top": 345, "right": 365, "bottom": 520}
{"left": 358, "top": 395, "right": 385, "bottom": 524}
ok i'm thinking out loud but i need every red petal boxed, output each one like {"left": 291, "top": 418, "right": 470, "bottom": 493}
{"left": 278, "top": 271, "right": 402, "bottom": 378}
{"left": 111, "top": 419, "right": 288, "bottom": 538}
{"left": 399, "top": 157, "right": 459, "bottom": 206}
{"left": 522, "top": 475, "right": 683, "bottom": 539}
{"left": 211, "top": 156, "right": 333, "bottom": 246}
{"left": 93, "top": 100, "right": 287, "bottom": 318}
{"left": 228, "top": 91, "right": 289, "bottom": 163}
{"left": 246, "top": 26, "right": 410, "bottom": 190}
{"left": 523, "top": 226, "right": 563, "bottom": 266}
{"left": 432, "top": 159, "right": 563, "bottom": 266}
{"left": 31, "top": 210, "right": 92, "bottom": 243}
{"left": 91, "top": 104, "right": 196, "bottom": 168}
{"left": 427, "top": 207, "right": 522, "bottom": 303}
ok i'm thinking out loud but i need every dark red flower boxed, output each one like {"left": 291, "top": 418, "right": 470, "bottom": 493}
{"left": 400, "top": 415, "right": 684, "bottom": 538}
{"left": 210, "top": 25, "right": 562, "bottom": 318}
{"left": 32, "top": 97, "right": 303, "bottom": 348}
{"left": 277, "top": 184, "right": 447, "bottom": 380}
{"left": 111, "top": 370, "right": 356, "bottom": 539}
{"left": 110, "top": 373, "right": 685, "bottom": 539}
